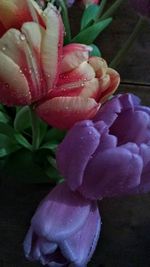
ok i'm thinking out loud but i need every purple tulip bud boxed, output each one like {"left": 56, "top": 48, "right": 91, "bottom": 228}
{"left": 24, "top": 183, "right": 101, "bottom": 266}
{"left": 57, "top": 94, "right": 150, "bottom": 199}
{"left": 130, "top": 0, "right": 150, "bottom": 17}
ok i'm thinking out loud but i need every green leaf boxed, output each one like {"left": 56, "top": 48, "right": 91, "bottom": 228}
{"left": 71, "top": 17, "right": 112, "bottom": 44}
{"left": 81, "top": 4, "right": 99, "bottom": 30}
{"left": 15, "top": 133, "right": 32, "bottom": 150}
{"left": 45, "top": 164, "right": 63, "bottom": 183}
{"left": 0, "top": 121, "right": 32, "bottom": 150}
{"left": 44, "top": 128, "right": 66, "bottom": 143}
{"left": 3, "top": 149, "right": 52, "bottom": 183}
{"left": 0, "top": 145, "right": 20, "bottom": 158}
{"left": 0, "top": 111, "right": 10, "bottom": 123}
{"left": 0, "top": 122, "right": 16, "bottom": 139}
{"left": 38, "top": 120, "right": 48, "bottom": 145}
{"left": 40, "top": 142, "right": 58, "bottom": 151}
{"left": 90, "top": 44, "right": 102, "bottom": 57}
{"left": 0, "top": 134, "right": 20, "bottom": 158}
{"left": 14, "top": 106, "right": 31, "bottom": 132}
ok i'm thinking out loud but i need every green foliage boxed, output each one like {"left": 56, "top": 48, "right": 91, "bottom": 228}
{"left": 72, "top": 17, "right": 112, "bottom": 44}
{"left": 2, "top": 148, "right": 59, "bottom": 183}
{"left": 90, "top": 44, "right": 102, "bottom": 57}
{"left": 81, "top": 4, "right": 100, "bottom": 30}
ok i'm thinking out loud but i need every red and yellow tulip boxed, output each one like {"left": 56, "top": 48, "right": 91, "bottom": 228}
{"left": 36, "top": 44, "right": 120, "bottom": 129}
{"left": 0, "top": 0, "right": 120, "bottom": 129}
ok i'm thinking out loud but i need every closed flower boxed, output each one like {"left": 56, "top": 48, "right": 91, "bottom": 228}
{"left": 57, "top": 94, "right": 150, "bottom": 199}
{"left": 24, "top": 183, "right": 101, "bottom": 266}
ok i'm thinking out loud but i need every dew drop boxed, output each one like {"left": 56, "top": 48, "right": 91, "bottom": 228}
{"left": 2, "top": 46, "right": 6, "bottom": 52}
{"left": 20, "top": 33, "right": 26, "bottom": 41}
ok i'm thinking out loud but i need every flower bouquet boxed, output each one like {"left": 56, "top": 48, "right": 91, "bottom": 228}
{"left": 0, "top": 0, "right": 150, "bottom": 266}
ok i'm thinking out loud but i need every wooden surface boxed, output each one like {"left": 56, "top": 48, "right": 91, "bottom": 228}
{"left": 1, "top": 1, "right": 150, "bottom": 267}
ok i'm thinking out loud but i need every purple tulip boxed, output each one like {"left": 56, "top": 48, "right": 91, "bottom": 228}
{"left": 57, "top": 93, "right": 150, "bottom": 199}
{"left": 130, "top": 0, "right": 150, "bottom": 17}
{"left": 24, "top": 183, "right": 101, "bottom": 266}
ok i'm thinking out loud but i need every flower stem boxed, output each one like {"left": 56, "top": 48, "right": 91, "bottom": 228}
{"left": 100, "top": 0, "right": 124, "bottom": 20}
{"left": 29, "top": 106, "right": 40, "bottom": 151}
{"left": 110, "top": 16, "right": 146, "bottom": 69}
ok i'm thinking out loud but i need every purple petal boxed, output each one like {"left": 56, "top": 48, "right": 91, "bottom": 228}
{"left": 94, "top": 96, "right": 121, "bottom": 127}
{"left": 31, "top": 183, "right": 91, "bottom": 241}
{"left": 119, "top": 93, "right": 140, "bottom": 109}
{"left": 57, "top": 121, "right": 100, "bottom": 190}
{"left": 110, "top": 110, "right": 150, "bottom": 145}
{"left": 60, "top": 202, "right": 101, "bottom": 266}
{"left": 23, "top": 227, "right": 58, "bottom": 261}
{"left": 138, "top": 144, "right": 150, "bottom": 193}
{"left": 94, "top": 94, "right": 140, "bottom": 127}
{"left": 79, "top": 147, "right": 143, "bottom": 199}
{"left": 95, "top": 133, "right": 117, "bottom": 153}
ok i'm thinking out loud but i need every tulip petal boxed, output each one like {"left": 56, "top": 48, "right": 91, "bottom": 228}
{"left": 138, "top": 144, "right": 150, "bottom": 193}
{"left": 88, "top": 57, "right": 108, "bottom": 78}
{"left": 79, "top": 147, "right": 143, "bottom": 199}
{"left": 21, "top": 22, "right": 48, "bottom": 99}
{"left": 50, "top": 78, "right": 100, "bottom": 100}
{"left": 36, "top": 96, "right": 100, "bottom": 129}
{"left": 31, "top": 183, "right": 91, "bottom": 241}
{"left": 57, "top": 120, "right": 100, "bottom": 190}
{"left": 0, "top": 0, "right": 43, "bottom": 33}
{"left": 94, "top": 96, "right": 122, "bottom": 126}
{"left": 100, "top": 68, "right": 120, "bottom": 103}
{"left": 110, "top": 110, "right": 150, "bottom": 145}
{"left": 58, "top": 62, "right": 95, "bottom": 87}
{"left": 61, "top": 44, "right": 91, "bottom": 73}
{"left": 41, "top": 4, "right": 64, "bottom": 88}
{"left": 0, "top": 51, "right": 31, "bottom": 105}
{"left": 60, "top": 203, "right": 101, "bottom": 266}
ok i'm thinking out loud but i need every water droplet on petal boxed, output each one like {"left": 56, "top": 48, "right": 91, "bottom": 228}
{"left": 2, "top": 46, "right": 6, "bottom": 51}
{"left": 20, "top": 33, "right": 26, "bottom": 41}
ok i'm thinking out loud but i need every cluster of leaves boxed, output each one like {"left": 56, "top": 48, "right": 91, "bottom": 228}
{"left": 0, "top": 105, "right": 65, "bottom": 183}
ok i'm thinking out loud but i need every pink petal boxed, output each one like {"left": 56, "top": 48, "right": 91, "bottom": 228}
{"left": 0, "top": 50, "right": 31, "bottom": 105}
{"left": 58, "top": 62, "right": 95, "bottom": 87}
{"left": 61, "top": 43, "right": 91, "bottom": 73}
{"left": 0, "top": 0, "right": 43, "bottom": 33}
{"left": 41, "top": 4, "right": 64, "bottom": 89}
{"left": 36, "top": 96, "right": 100, "bottom": 129}
{"left": 0, "top": 27, "right": 42, "bottom": 103}
{"left": 48, "top": 78, "right": 100, "bottom": 99}
{"left": 100, "top": 68, "right": 120, "bottom": 103}
{"left": 88, "top": 57, "right": 108, "bottom": 79}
